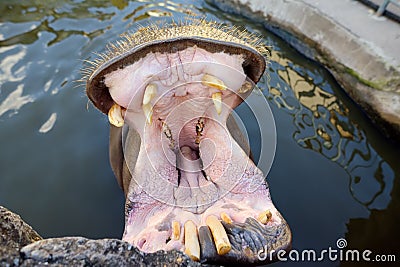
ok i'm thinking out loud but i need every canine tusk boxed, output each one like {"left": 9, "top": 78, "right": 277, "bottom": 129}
{"left": 206, "top": 215, "right": 231, "bottom": 255}
{"left": 142, "top": 103, "right": 153, "bottom": 124}
{"left": 142, "top": 83, "right": 157, "bottom": 105}
{"left": 184, "top": 220, "right": 200, "bottom": 261}
{"left": 211, "top": 92, "right": 222, "bottom": 115}
{"left": 238, "top": 81, "right": 253, "bottom": 94}
{"left": 202, "top": 74, "right": 227, "bottom": 91}
{"left": 172, "top": 221, "right": 180, "bottom": 241}
{"left": 257, "top": 209, "right": 272, "bottom": 224}
{"left": 108, "top": 103, "right": 124, "bottom": 127}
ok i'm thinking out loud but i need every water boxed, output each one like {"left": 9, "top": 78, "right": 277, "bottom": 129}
{"left": 0, "top": 0, "right": 399, "bottom": 266}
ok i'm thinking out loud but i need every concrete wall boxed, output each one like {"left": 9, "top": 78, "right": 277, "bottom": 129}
{"left": 211, "top": 0, "right": 400, "bottom": 141}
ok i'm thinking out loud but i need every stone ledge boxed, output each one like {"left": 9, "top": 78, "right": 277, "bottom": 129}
{"left": 0, "top": 206, "right": 206, "bottom": 267}
{"left": 210, "top": 0, "right": 400, "bottom": 141}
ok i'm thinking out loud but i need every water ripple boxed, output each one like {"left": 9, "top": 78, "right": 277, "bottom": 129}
{"left": 0, "top": 84, "right": 34, "bottom": 117}
{"left": 39, "top": 112, "right": 57, "bottom": 133}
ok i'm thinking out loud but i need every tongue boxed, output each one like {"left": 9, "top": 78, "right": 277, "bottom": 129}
{"left": 174, "top": 146, "right": 219, "bottom": 214}
{"left": 177, "top": 146, "right": 202, "bottom": 189}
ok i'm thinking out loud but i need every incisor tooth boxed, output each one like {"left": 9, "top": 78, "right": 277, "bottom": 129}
{"left": 172, "top": 221, "right": 180, "bottom": 241}
{"left": 108, "top": 103, "right": 124, "bottom": 127}
{"left": 184, "top": 220, "right": 200, "bottom": 261}
{"left": 202, "top": 74, "right": 226, "bottom": 90}
{"left": 211, "top": 92, "right": 222, "bottom": 115}
{"left": 142, "top": 83, "right": 157, "bottom": 105}
{"left": 142, "top": 103, "right": 153, "bottom": 124}
{"left": 220, "top": 212, "right": 233, "bottom": 224}
{"left": 206, "top": 215, "right": 231, "bottom": 255}
{"left": 258, "top": 209, "right": 272, "bottom": 224}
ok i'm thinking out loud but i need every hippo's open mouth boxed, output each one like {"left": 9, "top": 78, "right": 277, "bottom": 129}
{"left": 84, "top": 20, "right": 291, "bottom": 265}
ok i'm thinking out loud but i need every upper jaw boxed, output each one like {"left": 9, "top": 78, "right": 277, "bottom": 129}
{"left": 103, "top": 46, "right": 252, "bottom": 130}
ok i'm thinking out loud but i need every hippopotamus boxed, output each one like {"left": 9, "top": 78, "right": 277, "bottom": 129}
{"left": 84, "top": 19, "right": 291, "bottom": 265}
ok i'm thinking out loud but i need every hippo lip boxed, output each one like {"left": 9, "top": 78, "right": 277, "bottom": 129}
{"left": 84, "top": 20, "right": 291, "bottom": 265}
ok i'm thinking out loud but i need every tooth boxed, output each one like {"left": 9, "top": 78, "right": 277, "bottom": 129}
{"left": 238, "top": 81, "right": 252, "bottom": 94}
{"left": 162, "top": 121, "right": 175, "bottom": 148}
{"left": 211, "top": 92, "right": 222, "bottom": 115}
{"left": 220, "top": 212, "right": 233, "bottom": 224}
{"left": 162, "top": 122, "right": 172, "bottom": 139}
{"left": 142, "top": 83, "right": 157, "bottom": 105}
{"left": 184, "top": 220, "right": 200, "bottom": 261}
{"left": 172, "top": 221, "right": 180, "bottom": 240}
{"left": 202, "top": 74, "right": 226, "bottom": 91}
{"left": 257, "top": 209, "right": 272, "bottom": 224}
{"left": 206, "top": 215, "right": 231, "bottom": 255}
{"left": 108, "top": 103, "right": 124, "bottom": 127}
{"left": 195, "top": 118, "right": 205, "bottom": 145}
{"left": 142, "top": 103, "right": 153, "bottom": 124}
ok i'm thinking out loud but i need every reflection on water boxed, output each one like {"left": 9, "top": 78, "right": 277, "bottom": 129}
{"left": 267, "top": 52, "right": 394, "bottom": 210}
{"left": 0, "top": 83, "right": 34, "bottom": 117}
{"left": 38, "top": 112, "right": 57, "bottom": 133}
{"left": 0, "top": 0, "right": 398, "bottom": 264}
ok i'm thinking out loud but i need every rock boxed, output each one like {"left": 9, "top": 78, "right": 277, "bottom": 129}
{"left": 1, "top": 206, "right": 42, "bottom": 266}
{"left": 0, "top": 206, "right": 42, "bottom": 250}
{"left": 0, "top": 206, "right": 210, "bottom": 266}
{"left": 20, "top": 237, "right": 203, "bottom": 267}
{"left": 0, "top": 246, "right": 22, "bottom": 267}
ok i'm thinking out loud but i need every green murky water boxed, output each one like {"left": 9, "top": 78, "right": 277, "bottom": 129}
{"left": 0, "top": 0, "right": 399, "bottom": 266}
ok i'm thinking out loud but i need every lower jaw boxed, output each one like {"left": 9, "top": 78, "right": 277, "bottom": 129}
{"left": 122, "top": 194, "right": 291, "bottom": 264}
{"left": 122, "top": 160, "right": 291, "bottom": 264}
{"left": 121, "top": 117, "right": 291, "bottom": 264}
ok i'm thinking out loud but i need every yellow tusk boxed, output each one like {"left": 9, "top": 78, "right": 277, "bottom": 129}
{"left": 108, "top": 103, "right": 124, "bottom": 127}
{"left": 220, "top": 212, "right": 233, "bottom": 224}
{"left": 172, "top": 221, "right": 180, "bottom": 241}
{"left": 238, "top": 81, "right": 253, "bottom": 94}
{"left": 211, "top": 92, "right": 222, "bottom": 115}
{"left": 184, "top": 220, "right": 200, "bottom": 261}
{"left": 142, "top": 103, "right": 153, "bottom": 124}
{"left": 257, "top": 209, "right": 272, "bottom": 224}
{"left": 206, "top": 215, "right": 231, "bottom": 255}
{"left": 142, "top": 83, "right": 158, "bottom": 105}
{"left": 202, "top": 74, "right": 227, "bottom": 91}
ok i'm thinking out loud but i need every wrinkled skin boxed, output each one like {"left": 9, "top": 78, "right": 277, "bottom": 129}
{"left": 104, "top": 46, "right": 291, "bottom": 265}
